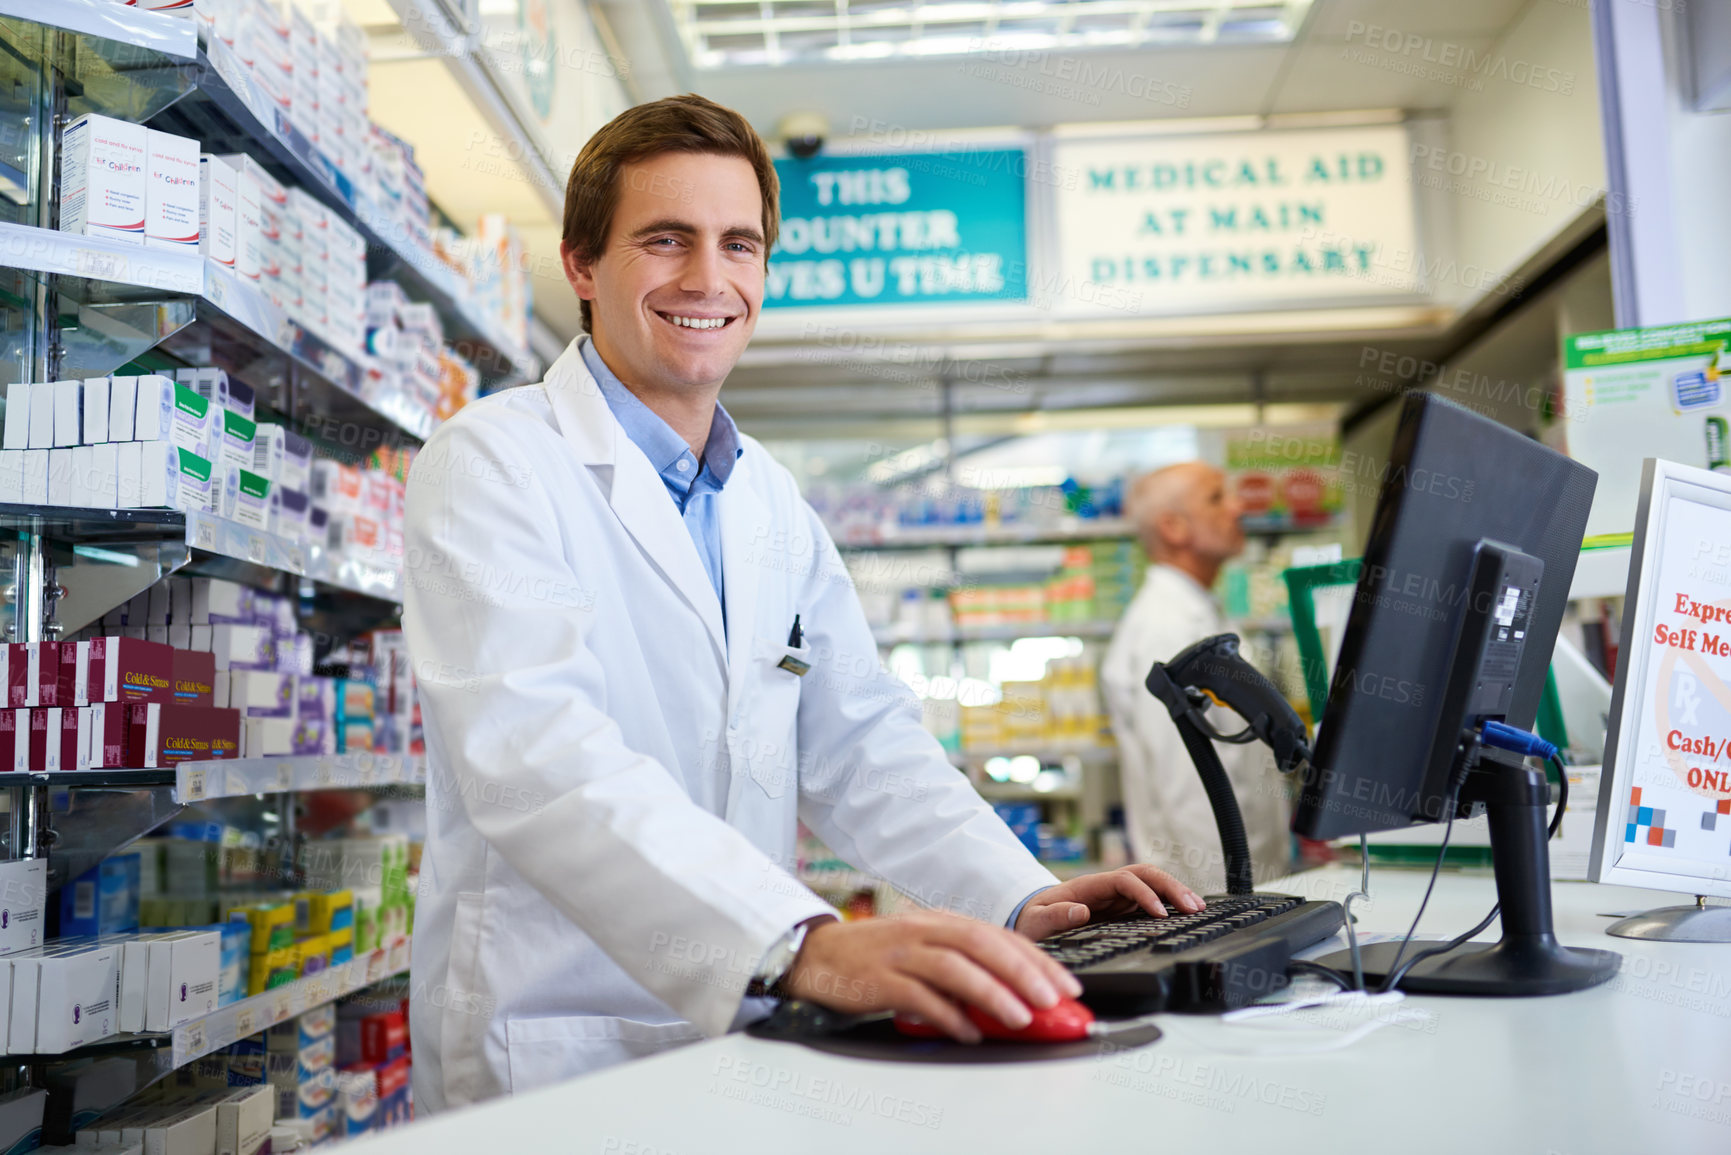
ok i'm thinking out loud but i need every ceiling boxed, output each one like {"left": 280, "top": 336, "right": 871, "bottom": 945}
{"left": 353, "top": 0, "right": 1600, "bottom": 434}
{"left": 592, "top": 0, "right": 1593, "bottom": 437}
{"left": 603, "top": 0, "right": 1537, "bottom": 135}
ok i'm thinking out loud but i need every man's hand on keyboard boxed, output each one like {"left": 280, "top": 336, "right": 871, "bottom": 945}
{"left": 783, "top": 911, "right": 1082, "bottom": 1044}
{"left": 1013, "top": 866, "right": 1206, "bottom": 940}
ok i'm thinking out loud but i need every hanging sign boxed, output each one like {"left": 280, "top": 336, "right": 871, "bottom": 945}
{"left": 1050, "top": 124, "right": 1419, "bottom": 315}
{"left": 766, "top": 149, "right": 1029, "bottom": 308}
{"left": 1564, "top": 318, "right": 1731, "bottom": 537}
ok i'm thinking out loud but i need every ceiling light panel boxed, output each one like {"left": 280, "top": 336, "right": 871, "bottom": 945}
{"left": 669, "top": 0, "right": 1312, "bottom": 68}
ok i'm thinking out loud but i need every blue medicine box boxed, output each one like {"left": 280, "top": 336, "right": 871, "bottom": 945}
{"left": 58, "top": 854, "right": 140, "bottom": 937}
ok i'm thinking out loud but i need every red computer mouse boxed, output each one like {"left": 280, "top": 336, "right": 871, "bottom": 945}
{"left": 894, "top": 996, "right": 1096, "bottom": 1042}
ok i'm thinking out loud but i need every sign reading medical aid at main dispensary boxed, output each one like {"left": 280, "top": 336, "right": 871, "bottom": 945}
{"left": 766, "top": 150, "right": 1028, "bottom": 308}
{"left": 1564, "top": 319, "right": 1731, "bottom": 538}
{"left": 1050, "top": 125, "right": 1419, "bottom": 315}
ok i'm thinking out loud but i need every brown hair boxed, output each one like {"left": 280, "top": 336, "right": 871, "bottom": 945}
{"left": 562, "top": 93, "right": 780, "bottom": 333}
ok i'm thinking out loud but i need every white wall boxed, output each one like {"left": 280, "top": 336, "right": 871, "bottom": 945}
{"left": 1433, "top": 0, "right": 1607, "bottom": 312}
{"left": 1660, "top": 7, "right": 1731, "bottom": 323}
{"left": 1598, "top": 0, "right": 1731, "bottom": 326}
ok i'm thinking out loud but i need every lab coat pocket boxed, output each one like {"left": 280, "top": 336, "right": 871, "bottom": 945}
{"left": 740, "top": 637, "right": 809, "bottom": 799}
{"left": 505, "top": 1015, "right": 702, "bottom": 1093}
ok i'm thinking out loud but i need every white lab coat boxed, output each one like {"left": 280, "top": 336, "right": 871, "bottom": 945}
{"left": 1099, "top": 564, "right": 1292, "bottom": 893}
{"left": 403, "top": 341, "right": 1057, "bottom": 1113}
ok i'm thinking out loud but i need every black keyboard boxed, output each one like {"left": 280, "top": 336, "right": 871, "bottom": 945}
{"left": 1038, "top": 894, "right": 1346, "bottom": 1015}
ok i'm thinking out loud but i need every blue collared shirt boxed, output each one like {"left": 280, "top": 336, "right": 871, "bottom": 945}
{"left": 585, "top": 339, "right": 1048, "bottom": 930}
{"left": 582, "top": 338, "right": 741, "bottom": 625}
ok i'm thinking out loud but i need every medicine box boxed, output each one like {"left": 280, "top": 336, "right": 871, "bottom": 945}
{"left": 83, "top": 702, "right": 128, "bottom": 768}
{"left": 2, "top": 381, "right": 29, "bottom": 450}
{"left": 108, "top": 376, "right": 137, "bottom": 445}
{"left": 124, "top": 701, "right": 242, "bottom": 767}
{"left": 59, "top": 114, "right": 146, "bottom": 245}
{"left": 172, "top": 648, "right": 216, "bottom": 705}
{"left": 0, "top": 1089, "right": 47, "bottom": 1155}
{"left": 10, "top": 939, "right": 121, "bottom": 1053}
{"left": 226, "top": 378, "right": 256, "bottom": 421}
{"left": 125, "top": 1099, "right": 218, "bottom": 1155}
{"left": 220, "top": 463, "right": 275, "bottom": 532}
{"left": 168, "top": 382, "right": 214, "bottom": 458}
{"left": 176, "top": 366, "right": 230, "bottom": 417}
{"left": 81, "top": 376, "right": 110, "bottom": 444}
{"left": 131, "top": 375, "right": 174, "bottom": 442}
{"left": 144, "top": 928, "right": 221, "bottom": 1030}
{"left": 232, "top": 163, "right": 262, "bottom": 279}
{"left": 144, "top": 129, "right": 200, "bottom": 250}
{"left": 0, "top": 451, "right": 20, "bottom": 504}
{"left": 200, "top": 154, "right": 238, "bottom": 268}
{"left": 211, "top": 624, "right": 273, "bottom": 671}
{"left": 217, "top": 1085, "right": 273, "bottom": 1155}
{"left": 59, "top": 854, "right": 140, "bottom": 938}
{"left": 193, "top": 577, "right": 252, "bottom": 625}
{"left": 242, "top": 716, "right": 294, "bottom": 757}
{"left": 40, "top": 1054, "right": 137, "bottom": 1137}
{"left": 99, "top": 637, "right": 176, "bottom": 704}
{"left": 0, "top": 858, "right": 46, "bottom": 955}
{"left": 250, "top": 422, "right": 285, "bottom": 482}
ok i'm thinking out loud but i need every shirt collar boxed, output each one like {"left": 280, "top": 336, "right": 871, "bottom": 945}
{"left": 581, "top": 336, "right": 741, "bottom": 486}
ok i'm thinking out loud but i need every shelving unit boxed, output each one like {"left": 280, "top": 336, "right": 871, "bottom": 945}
{"left": 7, "top": 942, "right": 411, "bottom": 1112}
{"left": 0, "top": 4, "right": 428, "bottom": 1137}
{"left": 837, "top": 479, "right": 1336, "bottom": 871}
{"left": 0, "top": 503, "right": 401, "bottom": 642}
{"left": 838, "top": 517, "right": 1132, "bottom": 551}
{"left": 874, "top": 619, "right": 1120, "bottom": 646}
{"left": 7, "top": 0, "right": 537, "bottom": 394}
{"left": 175, "top": 752, "right": 424, "bottom": 804}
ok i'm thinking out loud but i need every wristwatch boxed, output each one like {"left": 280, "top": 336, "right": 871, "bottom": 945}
{"left": 746, "top": 916, "right": 829, "bottom": 999}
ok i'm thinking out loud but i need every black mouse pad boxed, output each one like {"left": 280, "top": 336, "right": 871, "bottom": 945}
{"left": 746, "top": 1015, "right": 1162, "bottom": 1064}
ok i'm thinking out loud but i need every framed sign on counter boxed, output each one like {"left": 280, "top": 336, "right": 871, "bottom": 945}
{"left": 1590, "top": 457, "right": 1731, "bottom": 899}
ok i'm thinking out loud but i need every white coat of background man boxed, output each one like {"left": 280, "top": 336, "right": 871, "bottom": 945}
{"left": 1100, "top": 462, "right": 1293, "bottom": 892}
{"left": 403, "top": 94, "right": 1201, "bottom": 1114}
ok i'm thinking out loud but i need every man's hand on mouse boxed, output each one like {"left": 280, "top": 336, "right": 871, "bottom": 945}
{"left": 781, "top": 911, "right": 1083, "bottom": 1044}
{"left": 1012, "top": 865, "right": 1205, "bottom": 940}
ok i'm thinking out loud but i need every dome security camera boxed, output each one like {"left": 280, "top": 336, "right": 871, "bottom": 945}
{"left": 778, "top": 112, "right": 829, "bottom": 160}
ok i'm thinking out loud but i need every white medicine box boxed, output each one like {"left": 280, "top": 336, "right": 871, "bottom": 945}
{"left": 59, "top": 114, "right": 147, "bottom": 246}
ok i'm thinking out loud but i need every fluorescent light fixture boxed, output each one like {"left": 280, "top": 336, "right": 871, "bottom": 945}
{"left": 668, "top": 0, "right": 1313, "bottom": 69}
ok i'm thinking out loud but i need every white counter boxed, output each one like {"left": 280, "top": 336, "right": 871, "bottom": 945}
{"left": 358, "top": 866, "right": 1731, "bottom": 1154}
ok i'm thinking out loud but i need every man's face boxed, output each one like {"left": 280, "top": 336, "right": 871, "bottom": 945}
{"left": 563, "top": 152, "right": 766, "bottom": 393}
{"left": 1184, "top": 466, "right": 1246, "bottom": 561}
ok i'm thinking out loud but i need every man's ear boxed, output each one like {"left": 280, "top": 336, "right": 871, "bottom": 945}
{"left": 561, "top": 241, "right": 596, "bottom": 302}
{"left": 1156, "top": 510, "right": 1190, "bottom": 551}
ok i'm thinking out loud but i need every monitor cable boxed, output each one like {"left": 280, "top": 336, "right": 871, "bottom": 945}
{"left": 1341, "top": 834, "right": 1370, "bottom": 990}
{"left": 1546, "top": 752, "right": 1569, "bottom": 840}
{"left": 1377, "top": 777, "right": 1463, "bottom": 994}
{"left": 1379, "top": 737, "right": 1569, "bottom": 993}
{"left": 1286, "top": 959, "right": 1356, "bottom": 992}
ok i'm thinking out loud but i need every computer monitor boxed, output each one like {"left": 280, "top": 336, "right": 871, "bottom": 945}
{"left": 1588, "top": 458, "right": 1731, "bottom": 941}
{"left": 1295, "top": 392, "right": 1620, "bottom": 994}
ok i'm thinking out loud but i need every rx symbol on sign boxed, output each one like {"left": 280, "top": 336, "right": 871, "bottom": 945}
{"left": 1675, "top": 671, "right": 1702, "bottom": 727}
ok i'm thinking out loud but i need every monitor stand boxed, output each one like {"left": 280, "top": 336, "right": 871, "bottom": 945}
{"left": 1606, "top": 899, "right": 1731, "bottom": 942}
{"left": 1317, "top": 749, "right": 1622, "bottom": 995}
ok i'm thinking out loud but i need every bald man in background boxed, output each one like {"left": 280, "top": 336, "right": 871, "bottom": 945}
{"left": 1099, "top": 462, "right": 1293, "bottom": 892}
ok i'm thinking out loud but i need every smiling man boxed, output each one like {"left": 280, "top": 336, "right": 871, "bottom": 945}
{"left": 403, "top": 94, "right": 1199, "bottom": 1114}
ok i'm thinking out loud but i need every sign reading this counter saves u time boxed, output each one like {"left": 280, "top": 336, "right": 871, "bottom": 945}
{"left": 1051, "top": 125, "right": 1419, "bottom": 315}
{"left": 766, "top": 150, "right": 1029, "bottom": 308}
